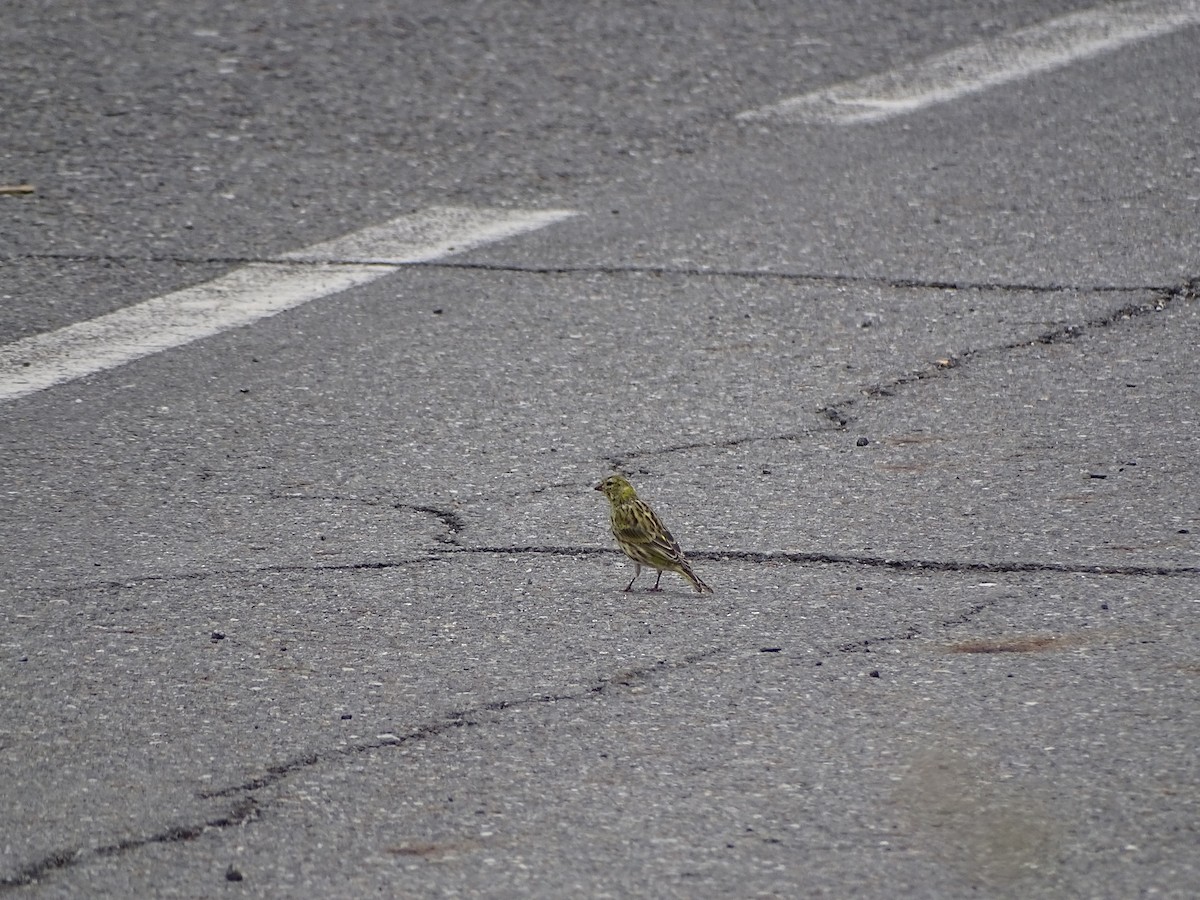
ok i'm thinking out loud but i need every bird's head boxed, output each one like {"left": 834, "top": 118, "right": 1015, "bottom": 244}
{"left": 595, "top": 474, "right": 637, "bottom": 503}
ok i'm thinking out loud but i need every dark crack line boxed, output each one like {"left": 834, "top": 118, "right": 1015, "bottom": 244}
{"left": 406, "top": 504, "right": 466, "bottom": 538}
{"left": 836, "top": 594, "right": 1007, "bottom": 653}
{"left": 267, "top": 491, "right": 465, "bottom": 540}
{"left": 838, "top": 624, "right": 924, "bottom": 653}
{"left": 10, "top": 250, "right": 1195, "bottom": 297}
{"left": 34, "top": 499, "right": 466, "bottom": 595}
{"left": 601, "top": 426, "right": 838, "bottom": 470}
{"left": 818, "top": 292, "right": 1181, "bottom": 428}
{"left": 30, "top": 544, "right": 1197, "bottom": 601}
{"left": 0, "top": 650, "right": 721, "bottom": 889}
{"left": 691, "top": 549, "right": 1200, "bottom": 577}
{"left": 437, "top": 545, "right": 1199, "bottom": 578}
{"left": 590, "top": 285, "right": 1192, "bottom": 456}
{"left": 0, "top": 799, "right": 259, "bottom": 891}
{"left": 423, "top": 261, "right": 1187, "bottom": 296}
{"left": 36, "top": 554, "right": 448, "bottom": 598}
{"left": 200, "top": 648, "right": 723, "bottom": 800}
{"left": 528, "top": 478, "right": 596, "bottom": 495}
{"left": 940, "top": 599, "right": 1006, "bottom": 629}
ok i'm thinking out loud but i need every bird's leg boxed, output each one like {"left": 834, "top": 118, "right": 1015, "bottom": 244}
{"left": 624, "top": 563, "right": 641, "bottom": 592}
{"left": 648, "top": 570, "right": 664, "bottom": 592}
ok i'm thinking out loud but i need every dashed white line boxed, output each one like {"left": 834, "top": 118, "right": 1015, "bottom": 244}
{"left": 0, "top": 206, "right": 575, "bottom": 403}
{"left": 738, "top": 0, "right": 1200, "bottom": 125}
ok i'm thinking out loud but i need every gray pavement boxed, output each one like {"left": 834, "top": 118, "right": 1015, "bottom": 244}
{"left": 2, "top": 1, "right": 1197, "bottom": 897}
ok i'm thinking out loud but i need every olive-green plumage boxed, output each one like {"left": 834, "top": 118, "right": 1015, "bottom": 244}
{"left": 594, "top": 474, "right": 712, "bottom": 593}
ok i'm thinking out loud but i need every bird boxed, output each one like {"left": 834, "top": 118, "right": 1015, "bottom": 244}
{"left": 594, "top": 474, "right": 712, "bottom": 593}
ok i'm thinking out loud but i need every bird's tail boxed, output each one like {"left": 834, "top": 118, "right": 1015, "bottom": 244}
{"left": 681, "top": 559, "right": 713, "bottom": 594}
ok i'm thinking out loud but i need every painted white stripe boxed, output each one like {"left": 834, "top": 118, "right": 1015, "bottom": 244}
{"left": 277, "top": 206, "right": 577, "bottom": 264}
{"left": 738, "top": 0, "right": 1200, "bottom": 124}
{"left": 0, "top": 206, "right": 575, "bottom": 402}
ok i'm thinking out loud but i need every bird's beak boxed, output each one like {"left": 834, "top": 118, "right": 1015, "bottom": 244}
{"left": 594, "top": 483, "right": 603, "bottom": 491}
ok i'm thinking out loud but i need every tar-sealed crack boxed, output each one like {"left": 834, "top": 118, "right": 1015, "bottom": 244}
{"left": 32, "top": 500, "right": 468, "bottom": 597}
{"left": 37, "top": 554, "right": 448, "bottom": 600}
{"left": 836, "top": 594, "right": 1006, "bottom": 654}
{"left": 197, "top": 647, "right": 721, "bottom": 802}
{"left": 436, "top": 546, "right": 1200, "bottom": 579}
{"left": 268, "top": 490, "right": 465, "bottom": 542}
{"left": 602, "top": 426, "right": 838, "bottom": 471}
{"left": 818, "top": 293, "right": 1177, "bottom": 428}
{"left": 43, "top": 542, "right": 1198, "bottom": 604}
{"left": 0, "top": 650, "right": 721, "bottom": 891}
{"left": 837, "top": 625, "right": 924, "bottom": 654}
{"left": 575, "top": 281, "right": 1190, "bottom": 443}
{"left": 427, "top": 260, "right": 1180, "bottom": 297}
{"left": 0, "top": 799, "right": 259, "bottom": 891}
{"left": 6, "top": 252, "right": 1180, "bottom": 295}
{"left": 6, "top": 259, "right": 1194, "bottom": 887}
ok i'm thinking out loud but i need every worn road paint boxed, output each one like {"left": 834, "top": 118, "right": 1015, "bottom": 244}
{"left": 738, "top": 0, "right": 1200, "bottom": 124}
{"left": 0, "top": 207, "right": 575, "bottom": 402}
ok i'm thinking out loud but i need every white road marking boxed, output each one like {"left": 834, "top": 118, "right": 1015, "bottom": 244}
{"left": 277, "top": 206, "right": 576, "bottom": 264}
{"left": 738, "top": 0, "right": 1200, "bottom": 125}
{"left": 0, "top": 206, "right": 575, "bottom": 402}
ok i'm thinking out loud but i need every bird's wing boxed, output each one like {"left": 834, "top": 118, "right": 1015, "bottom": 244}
{"left": 614, "top": 503, "right": 684, "bottom": 561}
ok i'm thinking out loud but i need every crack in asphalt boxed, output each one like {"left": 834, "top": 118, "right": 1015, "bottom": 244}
{"left": 198, "top": 647, "right": 722, "bottom": 802}
{"left": 35, "top": 554, "right": 448, "bottom": 598}
{"left": 37, "top": 279, "right": 1187, "bottom": 598}
{"left": 267, "top": 491, "right": 466, "bottom": 540}
{"left": 0, "top": 799, "right": 260, "bottom": 891}
{"left": 10, "top": 251, "right": 1194, "bottom": 298}
{"left": 438, "top": 546, "right": 1200, "bottom": 578}
{"left": 5, "top": 256, "right": 1192, "bottom": 888}
{"left": 0, "top": 650, "right": 721, "bottom": 891}
{"left": 593, "top": 284, "right": 1188, "bottom": 447}
{"left": 835, "top": 595, "right": 1007, "bottom": 653}
{"left": 428, "top": 262, "right": 1190, "bottom": 297}
{"left": 32, "top": 542, "right": 1198, "bottom": 601}
{"left": 819, "top": 293, "right": 1175, "bottom": 427}
{"left": 602, "top": 426, "right": 837, "bottom": 470}
{"left": 837, "top": 625, "right": 925, "bottom": 653}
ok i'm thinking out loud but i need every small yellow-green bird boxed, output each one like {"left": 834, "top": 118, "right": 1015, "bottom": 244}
{"left": 595, "top": 474, "right": 712, "bottom": 593}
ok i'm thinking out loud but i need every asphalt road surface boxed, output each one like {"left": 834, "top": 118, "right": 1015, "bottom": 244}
{"left": 2, "top": 1, "right": 1198, "bottom": 897}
